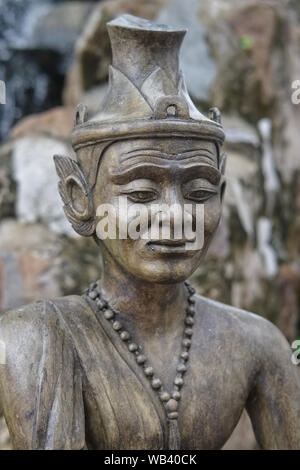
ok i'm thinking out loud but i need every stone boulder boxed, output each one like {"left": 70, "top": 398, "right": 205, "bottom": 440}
{"left": 11, "top": 135, "right": 75, "bottom": 235}
{"left": 10, "top": 106, "right": 75, "bottom": 141}
{"left": 156, "top": 0, "right": 217, "bottom": 103}
{"left": 0, "top": 219, "right": 101, "bottom": 311}
{"left": 0, "top": 142, "right": 16, "bottom": 220}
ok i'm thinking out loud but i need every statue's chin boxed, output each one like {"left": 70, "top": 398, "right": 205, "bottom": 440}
{"left": 122, "top": 256, "right": 204, "bottom": 285}
{"left": 99, "top": 238, "right": 208, "bottom": 284}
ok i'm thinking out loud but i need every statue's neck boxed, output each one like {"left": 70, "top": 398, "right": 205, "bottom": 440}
{"left": 97, "top": 250, "right": 187, "bottom": 339}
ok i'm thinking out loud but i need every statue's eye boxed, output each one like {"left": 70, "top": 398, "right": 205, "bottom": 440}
{"left": 127, "top": 190, "right": 157, "bottom": 203}
{"left": 185, "top": 189, "right": 217, "bottom": 202}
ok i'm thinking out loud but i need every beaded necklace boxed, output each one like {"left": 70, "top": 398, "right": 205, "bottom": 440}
{"left": 85, "top": 280, "right": 196, "bottom": 450}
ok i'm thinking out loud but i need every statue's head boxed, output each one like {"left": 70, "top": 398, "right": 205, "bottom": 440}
{"left": 54, "top": 15, "right": 226, "bottom": 284}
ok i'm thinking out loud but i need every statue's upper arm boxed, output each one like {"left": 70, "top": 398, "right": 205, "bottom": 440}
{"left": 0, "top": 301, "right": 46, "bottom": 449}
{"left": 0, "top": 299, "right": 86, "bottom": 450}
{"left": 246, "top": 319, "right": 300, "bottom": 449}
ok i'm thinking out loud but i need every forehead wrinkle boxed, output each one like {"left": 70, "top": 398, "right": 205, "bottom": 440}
{"left": 179, "top": 147, "right": 215, "bottom": 156}
{"left": 122, "top": 146, "right": 216, "bottom": 156}
{"left": 122, "top": 148, "right": 163, "bottom": 155}
{"left": 120, "top": 149, "right": 217, "bottom": 165}
{"left": 120, "top": 150, "right": 170, "bottom": 163}
{"left": 176, "top": 151, "right": 215, "bottom": 164}
{"left": 118, "top": 155, "right": 216, "bottom": 170}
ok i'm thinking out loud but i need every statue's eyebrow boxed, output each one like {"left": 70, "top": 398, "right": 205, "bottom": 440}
{"left": 110, "top": 163, "right": 221, "bottom": 185}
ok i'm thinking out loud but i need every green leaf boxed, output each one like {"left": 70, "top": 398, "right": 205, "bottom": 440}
{"left": 240, "top": 35, "right": 254, "bottom": 50}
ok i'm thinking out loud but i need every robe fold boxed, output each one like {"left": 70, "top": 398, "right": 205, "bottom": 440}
{"left": 0, "top": 296, "right": 168, "bottom": 450}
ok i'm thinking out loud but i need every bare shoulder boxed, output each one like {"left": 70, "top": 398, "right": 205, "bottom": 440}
{"left": 0, "top": 295, "right": 86, "bottom": 390}
{"left": 0, "top": 295, "right": 86, "bottom": 350}
{"left": 194, "top": 294, "right": 293, "bottom": 367}
{"left": 0, "top": 300, "right": 46, "bottom": 368}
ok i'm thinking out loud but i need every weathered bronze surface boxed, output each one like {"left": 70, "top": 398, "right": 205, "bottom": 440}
{"left": 0, "top": 14, "right": 299, "bottom": 450}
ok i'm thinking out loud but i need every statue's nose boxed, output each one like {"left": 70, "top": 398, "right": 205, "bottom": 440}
{"left": 150, "top": 187, "right": 195, "bottom": 242}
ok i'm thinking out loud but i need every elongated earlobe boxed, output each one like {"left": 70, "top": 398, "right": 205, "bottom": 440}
{"left": 54, "top": 155, "right": 96, "bottom": 236}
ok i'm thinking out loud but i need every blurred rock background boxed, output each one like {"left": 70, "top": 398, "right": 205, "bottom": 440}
{"left": 0, "top": 0, "right": 299, "bottom": 450}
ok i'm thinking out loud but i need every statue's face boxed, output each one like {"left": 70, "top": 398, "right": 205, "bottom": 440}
{"left": 93, "top": 137, "right": 225, "bottom": 283}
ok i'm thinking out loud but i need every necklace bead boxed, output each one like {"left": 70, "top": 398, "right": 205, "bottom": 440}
{"left": 174, "top": 376, "right": 184, "bottom": 387}
{"left": 182, "top": 338, "right": 192, "bottom": 349}
{"left": 166, "top": 399, "right": 178, "bottom": 412}
{"left": 180, "top": 351, "right": 189, "bottom": 361}
{"left": 160, "top": 391, "right": 171, "bottom": 402}
{"left": 104, "top": 309, "right": 114, "bottom": 320}
{"left": 168, "top": 411, "right": 178, "bottom": 419}
{"left": 172, "top": 391, "right": 181, "bottom": 400}
{"left": 185, "top": 328, "right": 193, "bottom": 337}
{"left": 128, "top": 342, "right": 138, "bottom": 352}
{"left": 144, "top": 366, "right": 154, "bottom": 377}
{"left": 185, "top": 314, "right": 194, "bottom": 324}
{"left": 120, "top": 330, "right": 130, "bottom": 341}
{"left": 112, "top": 321, "right": 122, "bottom": 331}
{"left": 89, "top": 290, "right": 97, "bottom": 300}
{"left": 96, "top": 297, "right": 106, "bottom": 308}
{"left": 136, "top": 354, "right": 146, "bottom": 364}
{"left": 151, "top": 378, "right": 162, "bottom": 389}
{"left": 187, "top": 286, "right": 195, "bottom": 295}
{"left": 177, "top": 363, "right": 187, "bottom": 373}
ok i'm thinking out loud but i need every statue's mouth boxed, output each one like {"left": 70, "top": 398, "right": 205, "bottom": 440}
{"left": 147, "top": 239, "right": 195, "bottom": 254}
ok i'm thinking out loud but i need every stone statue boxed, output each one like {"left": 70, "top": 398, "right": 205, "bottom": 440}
{"left": 0, "top": 14, "right": 299, "bottom": 450}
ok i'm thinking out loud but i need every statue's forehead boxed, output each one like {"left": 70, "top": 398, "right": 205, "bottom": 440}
{"left": 104, "top": 138, "right": 218, "bottom": 169}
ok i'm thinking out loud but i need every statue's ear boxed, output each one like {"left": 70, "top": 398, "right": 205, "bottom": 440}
{"left": 54, "top": 155, "right": 96, "bottom": 236}
{"left": 220, "top": 152, "right": 227, "bottom": 203}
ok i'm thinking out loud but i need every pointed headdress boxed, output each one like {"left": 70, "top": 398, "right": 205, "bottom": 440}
{"left": 72, "top": 14, "right": 225, "bottom": 183}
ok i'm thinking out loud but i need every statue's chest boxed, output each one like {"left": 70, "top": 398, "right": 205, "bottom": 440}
{"left": 77, "top": 298, "right": 253, "bottom": 450}
{"left": 177, "top": 361, "right": 249, "bottom": 449}
{"left": 81, "top": 341, "right": 249, "bottom": 450}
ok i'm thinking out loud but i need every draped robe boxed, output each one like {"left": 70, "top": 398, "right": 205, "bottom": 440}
{"left": 0, "top": 296, "right": 171, "bottom": 450}
{"left": 1, "top": 292, "right": 268, "bottom": 450}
